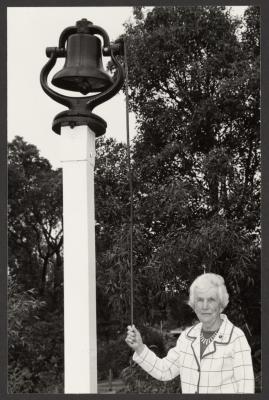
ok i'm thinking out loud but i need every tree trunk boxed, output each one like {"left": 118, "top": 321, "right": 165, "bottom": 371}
{"left": 40, "top": 256, "right": 49, "bottom": 295}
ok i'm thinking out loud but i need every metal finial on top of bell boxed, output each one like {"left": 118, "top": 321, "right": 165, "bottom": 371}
{"left": 52, "top": 33, "right": 113, "bottom": 95}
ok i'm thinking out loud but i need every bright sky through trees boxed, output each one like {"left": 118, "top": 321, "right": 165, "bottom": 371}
{"left": 8, "top": 6, "right": 247, "bottom": 169}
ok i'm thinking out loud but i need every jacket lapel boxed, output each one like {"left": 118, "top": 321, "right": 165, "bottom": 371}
{"left": 202, "top": 314, "right": 234, "bottom": 358}
{"left": 186, "top": 314, "right": 235, "bottom": 364}
{"left": 186, "top": 322, "right": 202, "bottom": 368}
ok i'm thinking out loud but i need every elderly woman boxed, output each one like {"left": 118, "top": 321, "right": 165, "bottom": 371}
{"left": 125, "top": 273, "right": 254, "bottom": 394}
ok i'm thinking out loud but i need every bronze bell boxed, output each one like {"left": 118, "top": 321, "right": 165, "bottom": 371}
{"left": 52, "top": 33, "right": 113, "bottom": 95}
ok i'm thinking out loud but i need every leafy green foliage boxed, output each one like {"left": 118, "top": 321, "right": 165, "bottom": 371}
{"left": 112, "top": 6, "right": 260, "bottom": 390}
{"left": 108, "top": 5, "right": 261, "bottom": 334}
{"left": 8, "top": 279, "right": 64, "bottom": 393}
{"left": 120, "top": 362, "right": 181, "bottom": 393}
{"left": 97, "top": 334, "right": 130, "bottom": 381}
{"left": 95, "top": 137, "right": 132, "bottom": 334}
{"left": 8, "top": 5, "right": 260, "bottom": 393}
{"left": 8, "top": 137, "right": 64, "bottom": 393}
{"left": 120, "top": 327, "right": 181, "bottom": 393}
{"left": 8, "top": 136, "right": 63, "bottom": 297}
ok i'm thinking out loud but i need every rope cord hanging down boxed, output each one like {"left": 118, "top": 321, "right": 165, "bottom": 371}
{"left": 123, "top": 39, "right": 134, "bottom": 326}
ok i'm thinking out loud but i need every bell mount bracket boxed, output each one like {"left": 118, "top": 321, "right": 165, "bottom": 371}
{"left": 40, "top": 18, "right": 125, "bottom": 136}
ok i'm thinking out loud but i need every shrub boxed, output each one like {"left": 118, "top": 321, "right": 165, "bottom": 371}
{"left": 119, "top": 325, "right": 181, "bottom": 393}
{"left": 97, "top": 334, "right": 131, "bottom": 381}
{"left": 8, "top": 280, "right": 64, "bottom": 393}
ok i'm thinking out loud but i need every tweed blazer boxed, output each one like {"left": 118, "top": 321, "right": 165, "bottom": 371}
{"left": 133, "top": 314, "right": 254, "bottom": 393}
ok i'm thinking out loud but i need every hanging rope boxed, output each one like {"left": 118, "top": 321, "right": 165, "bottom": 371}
{"left": 124, "top": 39, "right": 134, "bottom": 326}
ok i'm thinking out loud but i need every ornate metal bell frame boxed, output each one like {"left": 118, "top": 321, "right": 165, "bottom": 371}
{"left": 40, "top": 18, "right": 124, "bottom": 136}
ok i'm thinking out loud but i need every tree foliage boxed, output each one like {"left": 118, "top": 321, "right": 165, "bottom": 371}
{"left": 8, "top": 279, "right": 64, "bottom": 393}
{"left": 8, "top": 137, "right": 64, "bottom": 392}
{"left": 8, "top": 136, "right": 63, "bottom": 299}
{"left": 107, "top": 5, "right": 261, "bottom": 333}
{"left": 8, "top": 5, "right": 260, "bottom": 393}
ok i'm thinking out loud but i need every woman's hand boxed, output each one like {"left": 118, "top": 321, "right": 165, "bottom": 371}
{"left": 125, "top": 325, "right": 145, "bottom": 355}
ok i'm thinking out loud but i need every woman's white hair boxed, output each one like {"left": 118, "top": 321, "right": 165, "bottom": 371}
{"left": 188, "top": 273, "right": 229, "bottom": 311}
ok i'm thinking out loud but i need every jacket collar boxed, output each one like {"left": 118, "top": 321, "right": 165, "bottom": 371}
{"left": 186, "top": 314, "right": 234, "bottom": 363}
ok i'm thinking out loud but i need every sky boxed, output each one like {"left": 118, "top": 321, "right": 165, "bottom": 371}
{"left": 8, "top": 6, "right": 248, "bottom": 169}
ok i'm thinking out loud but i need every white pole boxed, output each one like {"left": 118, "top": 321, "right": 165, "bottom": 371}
{"left": 61, "top": 125, "right": 97, "bottom": 393}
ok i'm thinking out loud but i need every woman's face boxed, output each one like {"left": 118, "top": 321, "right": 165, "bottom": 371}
{"left": 193, "top": 285, "right": 222, "bottom": 330}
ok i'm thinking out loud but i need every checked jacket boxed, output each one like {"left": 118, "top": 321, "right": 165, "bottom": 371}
{"left": 133, "top": 314, "right": 254, "bottom": 393}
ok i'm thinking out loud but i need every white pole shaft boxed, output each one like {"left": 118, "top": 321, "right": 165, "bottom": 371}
{"left": 61, "top": 125, "right": 97, "bottom": 393}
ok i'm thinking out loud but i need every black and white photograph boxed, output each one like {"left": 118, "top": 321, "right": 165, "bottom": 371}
{"left": 6, "top": 4, "right": 261, "bottom": 395}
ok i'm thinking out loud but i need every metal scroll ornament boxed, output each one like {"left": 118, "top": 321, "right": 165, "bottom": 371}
{"left": 40, "top": 18, "right": 124, "bottom": 136}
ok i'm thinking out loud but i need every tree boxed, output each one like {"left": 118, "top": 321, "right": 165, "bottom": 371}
{"left": 8, "top": 137, "right": 64, "bottom": 393}
{"left": 8, "top": 136, "right": 63, "bottom": 302}
{"left": 8, "top": 279, "right": 64, "bottom": 393}
{"left": 94, "top": 136, "right": 131, "bottom": 336}
{"left": 106, "top": 6, "right": 260, "bottom": 336}
{"left": 8, "top": 6, "right": 261, "bottom": 392}
{"left": 106, "top": 6, "right": 260, "bottom": 390}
